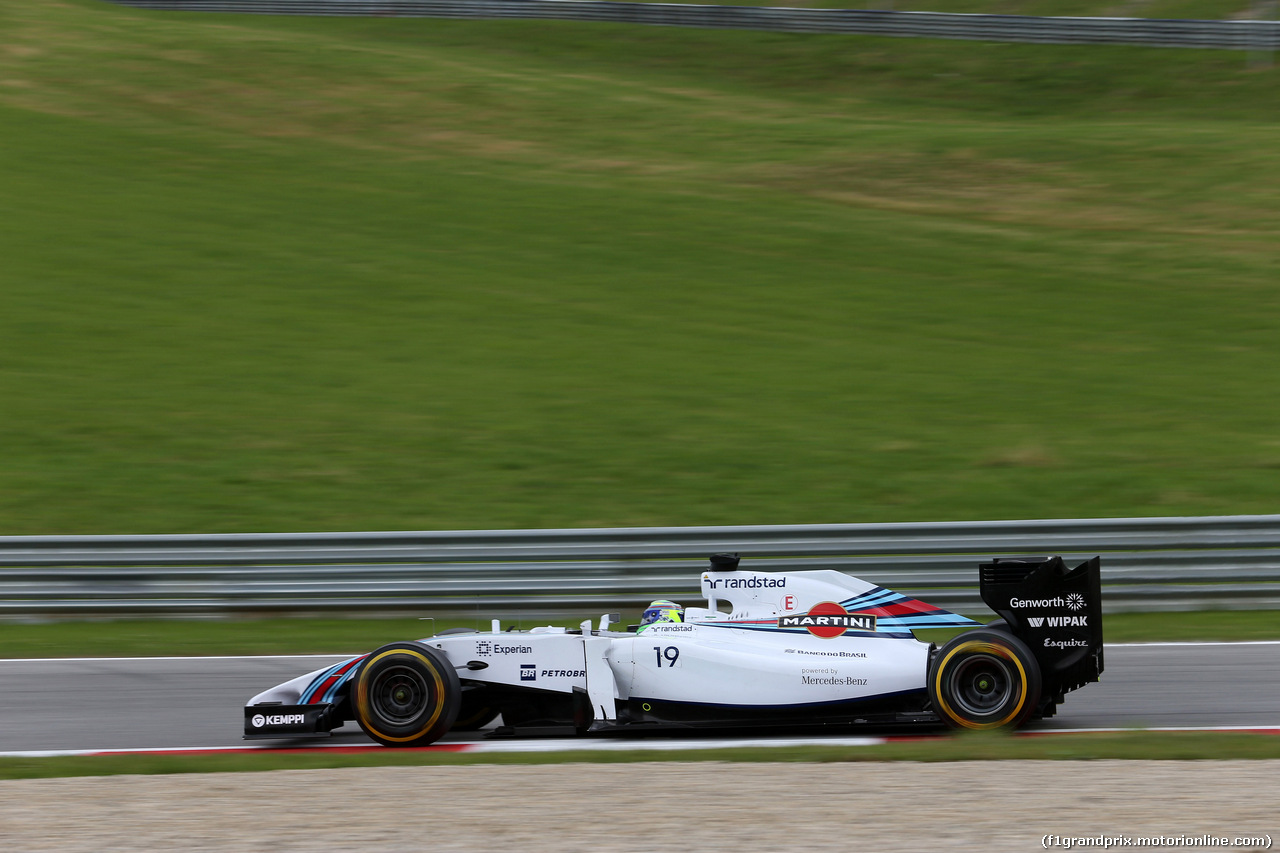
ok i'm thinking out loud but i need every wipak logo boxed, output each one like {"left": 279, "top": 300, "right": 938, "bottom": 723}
{"left": 1027, "top": 617, "right": 1045, "bottom": 627}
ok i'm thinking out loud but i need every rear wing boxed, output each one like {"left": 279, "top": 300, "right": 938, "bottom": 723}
{"left": 979, "top": 556, "right": 1104, "bottom": 701}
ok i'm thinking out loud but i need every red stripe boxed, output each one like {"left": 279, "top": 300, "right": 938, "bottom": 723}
{"left": 858, "top": 600, "right": 948, "bottom": 617}
{"left": 84, "top": 744, "right": 473, "bottom": 757}
{"left": 306, "top": 655, "right": 367, "bottom": 704}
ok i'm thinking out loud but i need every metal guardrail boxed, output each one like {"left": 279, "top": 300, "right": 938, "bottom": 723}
{"left": 104, "top": 0, "right": 1280, "bottom": 51}
{"left": 3, "top": 515, "right": 1279, "bottom": 616}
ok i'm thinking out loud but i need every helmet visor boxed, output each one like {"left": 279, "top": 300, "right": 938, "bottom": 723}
{"left": 640, "top": 606, "right": 668, "bottom": 625}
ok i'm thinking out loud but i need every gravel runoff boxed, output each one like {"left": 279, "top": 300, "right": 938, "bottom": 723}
{"left": 1, "top": 761, "right": 1277, "bottom": 852}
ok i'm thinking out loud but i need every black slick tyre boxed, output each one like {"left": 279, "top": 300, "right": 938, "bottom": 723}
{"left": 928, "top": 629, "right": 1041, "bottom": 730}
{"left": 353, "top": 642, "right": 460, "bottom": 747}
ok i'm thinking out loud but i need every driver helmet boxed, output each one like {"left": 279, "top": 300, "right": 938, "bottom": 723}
{"left": 640, "top": 599, "right": 684, "bottom": 626}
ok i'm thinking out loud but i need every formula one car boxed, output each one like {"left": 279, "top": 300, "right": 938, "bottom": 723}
{"left": 245, "top": 553, "right": 1103, "bottom": 746}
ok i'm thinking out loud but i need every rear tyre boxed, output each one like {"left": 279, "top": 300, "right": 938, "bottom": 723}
{"left": 353, "top": 642, "right": 460, "bottom": 747}
{"left": 928, "top": 629, "right": 1041, "bottom": 730}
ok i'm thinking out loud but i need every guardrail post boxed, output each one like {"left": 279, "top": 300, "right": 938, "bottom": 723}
{"left": 1249, "top": 0, "right": 1277, "bottom": 69}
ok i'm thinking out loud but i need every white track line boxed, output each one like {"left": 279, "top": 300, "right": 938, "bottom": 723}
{"left": 4, "top": 726, "right": 1279, "bottom": 760}
{"left": 1106, "top": 640, "right": 1280, "bottom": 647}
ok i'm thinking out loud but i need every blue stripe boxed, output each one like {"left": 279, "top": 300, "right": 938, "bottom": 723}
{"left": 877, "top": 613, "right": 979, "bottom": 628}
{"left": 299, "top": 657, "right": 361, "bottom": 704}
{"left": 299, "top": 663, "right": 341, "bottom": 704}
{"left": 842, "top": 587, "right": 902, "bottom": 608}
{"left": 321, "top": 664, "right": 361, "bottom": 703}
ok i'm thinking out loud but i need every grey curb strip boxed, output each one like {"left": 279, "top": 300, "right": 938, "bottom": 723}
{"left": 3, "top": 725, "right": 1280, "bottom": 759}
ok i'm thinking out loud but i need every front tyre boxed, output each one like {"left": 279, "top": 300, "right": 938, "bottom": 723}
{"left": 928, "top": 629, "right": 1041, "bottom": 730}
{"left": 353, "top": 642, "right": 460, "bottom": 747}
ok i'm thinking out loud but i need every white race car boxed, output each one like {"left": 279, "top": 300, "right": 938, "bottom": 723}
{"left": 244, "top": 553, "right": 1103, "bottom": 745}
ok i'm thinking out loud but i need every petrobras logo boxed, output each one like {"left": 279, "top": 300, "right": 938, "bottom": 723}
{"left": 705, "top": 575, "right": 787, "bottom": 590}
{"left": 520, "top": 664, "right": 536, "bottom": 682}
{"left": 778, "top": 602, "right": 876, "bottom": 639}
{"left": 540, "top": 669, "right": 585, "bottom": 678}
{"left": 476, "top": 641, "right": 534, "bottom": 656}
{"left": 252, "top": 713, "right": 305, "bottom": 728}
{"left": 1026, "top": 615, "right": 1089, "bottom": 628}
{"left": 1044, "top": 637, "right": 1090, "bottom": 650}
{"left": 1010, "top": 593, "right": 1087, "bottom": 612}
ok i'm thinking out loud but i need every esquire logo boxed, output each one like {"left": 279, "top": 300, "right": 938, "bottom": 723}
{"left": 251, "top": 713, "right": 304, "bottom": 728}
{"left": 476, "top": 642, "right": 534, "bottom": 656}
{"left": 1044, "top": 637, "right": 1089, "bottom": 650}
{"left": 779, "top": 602, "right": 877, "bottom": 639}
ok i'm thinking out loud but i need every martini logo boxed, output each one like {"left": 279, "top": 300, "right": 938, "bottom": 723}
{"left": 778, "top": 602, "right": 876, "bottom": 638}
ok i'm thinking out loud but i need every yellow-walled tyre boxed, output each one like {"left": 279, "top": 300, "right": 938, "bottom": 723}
{"left": 353, "top": 642, "right": 460, "bottom": 747}
{"left": 928, "top": 629, "right": 1041, "bottom": 730}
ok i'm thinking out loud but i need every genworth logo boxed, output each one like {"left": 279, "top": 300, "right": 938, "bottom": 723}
{"left": 1066, "top": 593, "right": 1085, "bottom": 611}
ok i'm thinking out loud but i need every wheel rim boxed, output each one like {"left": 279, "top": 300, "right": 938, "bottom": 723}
{"left": 946, "top": 653, "right": 1016, "bottom": 718}
{"left": 368, "top": 663, "right": 432, "bottom": 727}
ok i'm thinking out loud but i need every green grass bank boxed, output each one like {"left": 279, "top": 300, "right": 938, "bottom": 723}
{"left": 2, "top": 1, "right": 1278, "bottom": 534}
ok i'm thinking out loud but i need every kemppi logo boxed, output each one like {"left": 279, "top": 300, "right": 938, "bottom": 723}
{"left": 252, "top": 713, "right": 304, "bottom": 727}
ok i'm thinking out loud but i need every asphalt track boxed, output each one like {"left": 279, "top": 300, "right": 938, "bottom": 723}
{"left": 1, "top": 642, "right": 1277, "bottom": 754}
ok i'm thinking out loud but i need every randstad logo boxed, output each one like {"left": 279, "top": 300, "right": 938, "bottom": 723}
{"left": 706, "top": 576, "right": 786, "bottom": 590}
